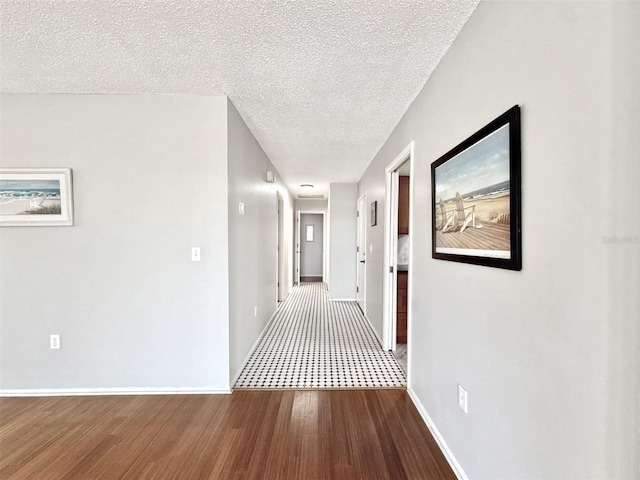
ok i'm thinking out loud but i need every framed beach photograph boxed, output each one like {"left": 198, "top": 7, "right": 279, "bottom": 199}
{"left": 0, "top": 168, "right": 74, "bottom": 226}
{"left": 431, "top": 105, "right": 521, "bottom": 270}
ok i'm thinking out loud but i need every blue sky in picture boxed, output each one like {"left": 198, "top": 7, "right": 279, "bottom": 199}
{"left": 0, "top": 179, "right": 60, "bottom": 191}
{"left": 435, "top": 124, "right": 510, "bottom": 202}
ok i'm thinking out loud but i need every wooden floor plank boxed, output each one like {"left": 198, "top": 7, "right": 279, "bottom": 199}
{"left": 436, "top": 222, "right": 510, "bottom": 250}
{"left": 0, "top": 390, "right": 456, "bottom": 479}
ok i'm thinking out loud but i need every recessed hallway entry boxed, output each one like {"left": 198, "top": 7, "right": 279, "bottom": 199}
{"left": 299, "top": 213, "right": 324, "bottom": 282}
{"left": 235, "top": 283, "right": 405, "bottom": 388}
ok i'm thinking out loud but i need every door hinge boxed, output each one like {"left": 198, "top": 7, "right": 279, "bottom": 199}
{"left": 356, "top": 246, "right": 359, "bottom": 253}
{"left": 357, "top": 286, "right": 359, "bottom": 293}
{"left": 357, "top": 211, "right": 360, "bottom": 217}
{"left": 389, "top": 266, "right": 394, "bottom": 273}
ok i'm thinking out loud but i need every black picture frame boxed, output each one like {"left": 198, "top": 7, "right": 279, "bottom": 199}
{"left": 431, "top": 105, "right": 521, "bottom": 270}
{"left": 370, "top": 201, "right": 377, "bottom": 226}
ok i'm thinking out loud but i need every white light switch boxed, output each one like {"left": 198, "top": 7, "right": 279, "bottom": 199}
{"left": 239, "top": 202, "right": 245, "bottom": 215}
{"left": 191, "top": 247, "right": 201, "bottom": 262}
{"left": 369, "top": 243, "right": 373, "bottom": 253}
{"left": 458, "top": 384, "right": 468, "bottom": 414}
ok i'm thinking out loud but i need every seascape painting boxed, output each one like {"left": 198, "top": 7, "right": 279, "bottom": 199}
{"left": 431, "top": 106, "right": 521, "bottom": 270}
{"left": 0, "top": 168, "right": 74, "bottom": 226}
{"left": 0, "top": 179, "right": 62, "bottom": 216}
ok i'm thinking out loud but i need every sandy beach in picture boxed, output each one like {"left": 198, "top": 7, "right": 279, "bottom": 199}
{"left": 0, "top": 198, "right": 62, "bottom": 216}
{"left": 435, "top": 193, "right": 511, "bottom": 253}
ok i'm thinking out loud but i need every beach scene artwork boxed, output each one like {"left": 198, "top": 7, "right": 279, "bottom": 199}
{"left": 0, "top": 179, "right": 62, "bottom": 216}
{"left": 434, "top": 123, "right": 512, "bottom": 259}
{"left": 0, "top": 168, "right": 73, "bottom": 226}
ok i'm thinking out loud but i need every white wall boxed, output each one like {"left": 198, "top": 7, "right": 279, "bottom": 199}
{"left": 227, "top": 99, "right": 294, "bottom": 382}
{"left": 358, "top": 1, "right": 639, "bottom": 479}
{"left": 328, "top": 183, "right": 357, "bottom": 300}
{"left": 294, "top": 198, "right": 327, "bottom": 212}
{"left": 0, "top": 94, "right": 231, "bottom": 392}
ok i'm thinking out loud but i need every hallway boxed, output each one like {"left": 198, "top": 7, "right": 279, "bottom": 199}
{"left": 235, "top": 283, "right": 405, "bottom": 389}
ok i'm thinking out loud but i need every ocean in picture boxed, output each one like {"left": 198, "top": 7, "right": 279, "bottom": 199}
{"left": 462, "top": 180, "right": 510, "bottom": 201}
{"left": 439, "top": 180, "right": 510, "bottom": 204}
{"left": 0, "top": 179, "right": 62, "bottom": 215}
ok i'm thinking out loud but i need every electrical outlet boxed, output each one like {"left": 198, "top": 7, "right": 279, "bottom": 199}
{"left": 191, "top": 247, "right": 201, "bottom": 262}
{"left": 458, "top": 384, "right": 468, "bottom": 413}
{"left": 50, "top": 334, "right": 60, "bottom": 350}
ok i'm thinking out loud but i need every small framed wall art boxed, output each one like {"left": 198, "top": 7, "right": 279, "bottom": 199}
{"left": 0, "top": 168, "right": 74, "bottom": 226}
{"left": 370, "top": 201, "right": 377, "bottom": 226}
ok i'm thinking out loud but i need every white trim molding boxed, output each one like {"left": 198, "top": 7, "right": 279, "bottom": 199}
{"left": 407, "top": 387, "right": 469, "bottom": 480}
{"left": 231, "top": 304, "right": 282, "bottom": 386}
{"left": 0, "top": 386, "right": 232, "bottom": 397}
{"left": 363, "top": 314, "right": 382, "bottom": 346}
{"left": 382, "top": 141, "right": 414, "bottom": 351}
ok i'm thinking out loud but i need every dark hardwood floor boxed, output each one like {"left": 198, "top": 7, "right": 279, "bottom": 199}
{"left": 0, "top": 389, "right": 455, "bottom": 479}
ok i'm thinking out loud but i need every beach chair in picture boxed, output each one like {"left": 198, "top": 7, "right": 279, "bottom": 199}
{"left": 438, "top": 199, "right": 455, "bottom": 232}
{"left": 454, "top": 192, "right": 476, "bottom": 233}
{"left": 29, "top": 194, "right": 47, "bottom": 210}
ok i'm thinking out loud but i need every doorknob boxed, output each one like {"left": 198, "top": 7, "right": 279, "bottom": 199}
{"left": 360, "top": 260, "right": 365, "bottom": 263}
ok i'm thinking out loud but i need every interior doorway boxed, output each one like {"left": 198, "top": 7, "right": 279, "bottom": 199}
{"left": 383, "top": 142, "right": 414, "bottom": 369}
{"left": 277, "top": 193, "right": 285, "bottom": 302}
{"left": 298, "top": 212, "right": 325, "bottom": 282}
{"left": 356, "top": 193, "right": 367, "bottom": 314}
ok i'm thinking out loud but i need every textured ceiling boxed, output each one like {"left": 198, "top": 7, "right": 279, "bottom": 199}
{"left": 1, "top": 0, "right": 480, "bottom": 198}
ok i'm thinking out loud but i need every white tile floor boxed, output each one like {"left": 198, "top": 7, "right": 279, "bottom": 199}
{"left": 235, "top": 282, "right": 406, "bottom": 389}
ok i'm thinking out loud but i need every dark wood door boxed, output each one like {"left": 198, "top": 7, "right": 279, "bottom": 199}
{"left": 396, "top": 271, "right": 407, "bottom": 343}
{"left": 398, "top": 176, "right": 409, "bottom": 234}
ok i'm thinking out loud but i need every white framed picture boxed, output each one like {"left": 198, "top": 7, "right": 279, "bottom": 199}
{"left": 0, "top": 168, "right": 74, "bottom": 226}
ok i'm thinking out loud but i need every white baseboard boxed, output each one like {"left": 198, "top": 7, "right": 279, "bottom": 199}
{"left": 363, "top": 314, "right": 383, "bottom": 346}
{"left": 328, "top": 298, "right": 357, "bottom": 302}
{"left": 407, "top": 387, "right": 469, "bottom": 480}
{"left": 230, "top": 305, "right": 281, "bottom": 387}
{"left": 0, "top": 386, "right": 231, "bottom": 397}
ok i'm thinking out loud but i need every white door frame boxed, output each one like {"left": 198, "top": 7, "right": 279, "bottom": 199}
{"left": 382, "top": 141, "right": 414, "bottom": 351}
{"left": 277, "top": 193, "right": 285, "bottom": 302}
{"left": 356, "top": 193, "right": 367, "bottom": 313}
{"left": 295, "top": 210, "right": 301, "bottom": 284}
{"left": 296, "top": 210, "right": 326, "bottom": 283}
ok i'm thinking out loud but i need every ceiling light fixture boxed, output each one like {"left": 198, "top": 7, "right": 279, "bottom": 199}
{"left": 300, "top": 184, "right": 314, "bottom": 188}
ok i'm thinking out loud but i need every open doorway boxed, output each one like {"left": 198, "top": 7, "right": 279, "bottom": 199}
{"left": 298, "top": 212, "right": 325, "bottom": 282}
{"left": 356, "top": 193, "right": 367, "bottom": 314}
{"left": 383, "top": 142, "right": 414, "bottom": 374}
{"left": 277, "top": 193, "right": 286, "bottom": 302}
